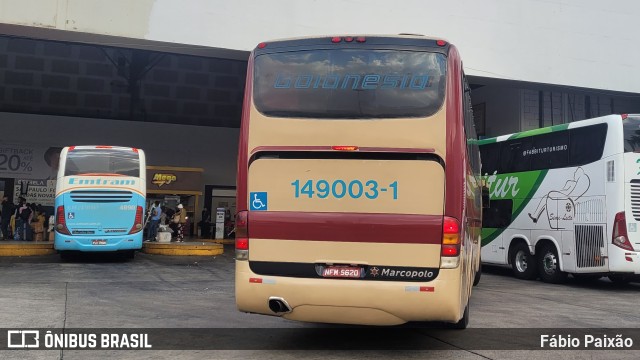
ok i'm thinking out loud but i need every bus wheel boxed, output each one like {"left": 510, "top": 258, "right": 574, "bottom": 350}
{"left": 473, "top": 262, "right": 482, "bottom": 286}
{"left": 608, "top": 274, "right": 632, "bottom": 286}
{"left": 60, "top": 251, "right": 72, "bottom": 261}
{"left": 510, "top": 243, "right": 537, "bottom": 280}
{"left": 537, "top": 244, "right": 567, "bottom": 284}
{"left": 450, "top": 304, "right": 469, "bottom": 329}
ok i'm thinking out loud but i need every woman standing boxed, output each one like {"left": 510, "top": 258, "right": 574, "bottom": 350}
{"left": 176, "top": 204, "right": 187, "bottom": 242}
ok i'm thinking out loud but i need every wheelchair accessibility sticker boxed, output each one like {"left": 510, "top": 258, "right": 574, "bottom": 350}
{"left": 250, "top": 192, "right": 268, "bottom": 211}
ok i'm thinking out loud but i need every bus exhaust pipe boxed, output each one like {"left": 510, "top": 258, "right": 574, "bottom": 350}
{"left": 268, "top": 297, "right": 292, "bottom": 314}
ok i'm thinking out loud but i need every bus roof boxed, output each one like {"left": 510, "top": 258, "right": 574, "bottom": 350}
{"left": 253, "top": 34, "right": 451, "bottom": 53}
{"left": 476, "top": 114, "right": 633, "bottom": 146}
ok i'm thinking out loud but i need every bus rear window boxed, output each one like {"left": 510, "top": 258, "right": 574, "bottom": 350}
{"left": 253, "top": 49, "right": 447, "bottom": 119}
{"left": 64, "top": 149, "right": 140, "bottom": 177}
{"left": 624, "top": 117, "right": 640, "bottom": 152}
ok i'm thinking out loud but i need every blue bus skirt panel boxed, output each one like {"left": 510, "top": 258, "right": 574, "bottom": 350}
{"left": 54, "top": 232, "right": 143, "bottom": 251}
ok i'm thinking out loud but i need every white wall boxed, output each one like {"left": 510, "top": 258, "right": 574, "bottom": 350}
{"left": 2, "top": 0, "right": 639, "bottom": 94}
{"left": 0, "top": 112, "right": 239, "bottom": 187}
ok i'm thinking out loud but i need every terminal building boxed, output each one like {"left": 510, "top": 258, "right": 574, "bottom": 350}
{"left": 1, "top": 0, "right": 639, "bottom": 228}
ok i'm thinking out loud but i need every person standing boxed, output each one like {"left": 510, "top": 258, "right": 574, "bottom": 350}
{"left": 1, "top": 196, "right": 14, "bottom": 240}
{"left": 176, "top": 204, "right": 187, "bottom": 242}
{"left": 14, "top": 197, "right": 29, "bottom": 241}
{"left": 147, "top": 201, "right": 162, "bottom": 241}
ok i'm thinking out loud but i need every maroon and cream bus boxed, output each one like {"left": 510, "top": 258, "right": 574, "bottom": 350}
{"left": 235, "top": 35, "right": 482, "bottom": 328}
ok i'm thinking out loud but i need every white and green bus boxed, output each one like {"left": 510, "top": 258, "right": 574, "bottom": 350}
{"left": 479, "top": 114, "right": 640, "bottom": 284}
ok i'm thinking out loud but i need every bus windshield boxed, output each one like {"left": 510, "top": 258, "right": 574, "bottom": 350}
{"left": 64, "top": 149, "right": 140, "bottom": 177}
{"left": 253, "top": 49, "right": 447, "bottom": 119}
{"left": 623, "top": 116, "right": 640, "bottom": 152}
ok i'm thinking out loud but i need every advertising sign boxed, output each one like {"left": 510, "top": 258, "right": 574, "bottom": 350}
{"left": 13, "top": 179, "right": 57, "bottom": 207}
{"left": 0, "top": 144, "right": 63, "bottom": 180}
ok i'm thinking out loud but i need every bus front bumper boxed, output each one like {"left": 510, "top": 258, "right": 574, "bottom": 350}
{"left": 54, "top": 233, "right": 142, "bottom": 252}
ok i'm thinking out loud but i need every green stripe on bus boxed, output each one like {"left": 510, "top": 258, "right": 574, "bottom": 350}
{"left": 480, "top": 169, "right": 549, "bottom": 247}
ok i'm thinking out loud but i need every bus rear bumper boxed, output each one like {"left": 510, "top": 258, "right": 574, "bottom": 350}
{"left": 235, "top": 261, "right": 466, "bottom": 326}
{"left": 605, "top": 247, "right": 640, "bottom": 274}
{"left": 54, "top": 233, "right": 142, "bottom": 252}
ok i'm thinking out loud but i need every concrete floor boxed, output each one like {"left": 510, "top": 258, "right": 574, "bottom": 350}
{"left": 1, "top": 246, "right": 639, "bottom": 359}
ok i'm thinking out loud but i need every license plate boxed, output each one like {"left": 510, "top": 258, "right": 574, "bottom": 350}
{"left": 92, "top": 240, "right": 107, "bottom": 245}
{"left": 322, "top": 266, "right": 362, "bottom": 278}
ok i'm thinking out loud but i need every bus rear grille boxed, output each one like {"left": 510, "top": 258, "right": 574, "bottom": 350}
{"left": 575, "top": 225, "right": 605, "bottom": 268}
{"left": 630, "top": 180, "right": 640, "bottom": 221}
{"left": 70, "top": 190, "right": 133, "bottom": 203}
{"left": 575, "top": 198, "right": 605, "bottom": 223}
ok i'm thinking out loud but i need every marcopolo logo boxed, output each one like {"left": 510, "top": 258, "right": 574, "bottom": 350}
{"left": 151, "top": 173, "right": 177, "bottom": 187}
{"left": 368, "top": 266, "right": 437, "bottom": 280}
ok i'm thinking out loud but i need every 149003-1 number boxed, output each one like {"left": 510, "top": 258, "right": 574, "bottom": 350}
{"left": 291, "top": 179, "right": 397, "bottom": 200}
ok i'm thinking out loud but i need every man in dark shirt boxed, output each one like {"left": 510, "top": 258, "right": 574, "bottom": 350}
{"left": 1, "top": 196, "right": 14, "bottom": 240}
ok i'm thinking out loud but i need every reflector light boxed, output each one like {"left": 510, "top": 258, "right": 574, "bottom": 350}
{"left": 612, "top": 212, "right": 634, "bottom": 251}
{"left": 356, "top": 37, "right": 366, "bottom": 43}
{"left": 68, "top": 146, "right": 76, "bottom": 151}
{"left": 419, "top": 286, "right": 434, "bottom": 292}
{"left": 236, "top": 238, "right": 249, "bottom": 250}
{"left": 96, "top": 146, "right": 113, "bottom": 149}
{"left": 622, "top": 114, "right": 628, "bottom": 120}
{"left": 626, "top": 256, "right": 633, "bottom": 262}
{"left": 442, "top": 245, "right": 459, "bottom": 256}
{"left": 443, "top": 217, "right": 459, "bottom": 234}
{"left": 442, "top": 216, "right": 460, "bottom": 257}
{"left": 257, "top": 42, "right": 267, "bottom": 49}
{"left": 331, "top": 37, "right": 342, "bottom": 43}
{"left": 56, "top": 205, "right": 71, "bottom": 235}
{"left": 331, "top": 146, "right": 359, "bottom": 151}
{"left": 128, "top": 206, "right": 144, "bottom": 234}
{"left": 132, "top": 148, "right": 138, "bottom": 153}
{"left": 344, "top": 37, "right": 354, "bottom": 42}
{"left": 436, "top": 40, "right": 447, "bottom": 47}
{"left": 249, "top": 278, "right": 263, "bottom": 283}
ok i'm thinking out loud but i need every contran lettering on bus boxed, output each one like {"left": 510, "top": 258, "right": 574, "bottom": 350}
{"left": 68, "top": 178, "right": 136, "bottom": 186}
{"left": 273, "top": 73, "right": 432, "bottom": 90}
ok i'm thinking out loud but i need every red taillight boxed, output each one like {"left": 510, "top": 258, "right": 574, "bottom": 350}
{"left": 356, "top": 37, "right": 366, "bottom": 43}
{"left": 622, "top": 114, "right": 628, "bottom": 120}
{"left": 56, "top": 205, "right": 71, "bottom": 235}
{"left": 344, "top": 36, "right": 354, "bottom": 42}
{"left": 442, "top": 216, "right": 460, "bottom": 257}
{"left": 331, "top": 37, "right": 342, "bottom": 43}
{"left": 235, "top": 211, "right": 249, "bottom": 251}
{"left": 257, "top": 42, "right": 267, "bottom": 49}
{"left": 132, "top": 148, "right": 138, "bottom": 153}
{"left": 128, "top": 206, "right": 144, "bottom": 234}
{"left": 613, "top": 212, "right": 634, "bottom": 251}
{"left": 68, "top": 146, "right": 76, "bottom": 151}
{"left": 96, "top": 145, "right": 112, "bottom": 149}
{"left": 331, "top": 145, "right": 359, "bottom": 151}
{"left": 436, "top": 40, "right": 447, "bottom": 47}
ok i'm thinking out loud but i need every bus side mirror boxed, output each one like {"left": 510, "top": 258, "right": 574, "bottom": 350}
{"left": 482, "top": 186, "right": 490, "bottom": 209}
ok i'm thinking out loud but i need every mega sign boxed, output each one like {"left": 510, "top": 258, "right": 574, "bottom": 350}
{"left": 151, "top": 173, "right": 177, "bottom": 187}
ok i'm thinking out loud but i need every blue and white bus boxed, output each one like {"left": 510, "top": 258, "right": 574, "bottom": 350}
{"left": 54, "top": 146, "right": 146, "bottom": 259}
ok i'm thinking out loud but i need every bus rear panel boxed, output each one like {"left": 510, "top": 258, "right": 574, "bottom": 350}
{"left": 235, "top": 36, "right": 480, "bottom": 326}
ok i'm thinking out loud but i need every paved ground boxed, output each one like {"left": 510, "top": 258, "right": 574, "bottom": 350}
{"left": 1, "top": 246, "right": 640, "bottom": 359}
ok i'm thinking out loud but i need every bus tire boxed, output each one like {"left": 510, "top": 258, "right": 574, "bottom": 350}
{"left": 510, "top": 242, "right": 537, "bottom": 280}
{"left": 608, "top": 274, "right": 632, "bottom": 285}
{"left": 450, "top": 303, "right": 469, "bottom": 329}
{"left": 537, "top": 244, "right": 567, "bottom": 284}
{"left": 60, "top": 251, "right": 72, "bottom": 261}
{"left": 473, "top": 262, "right": 482, "bottom": 286}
